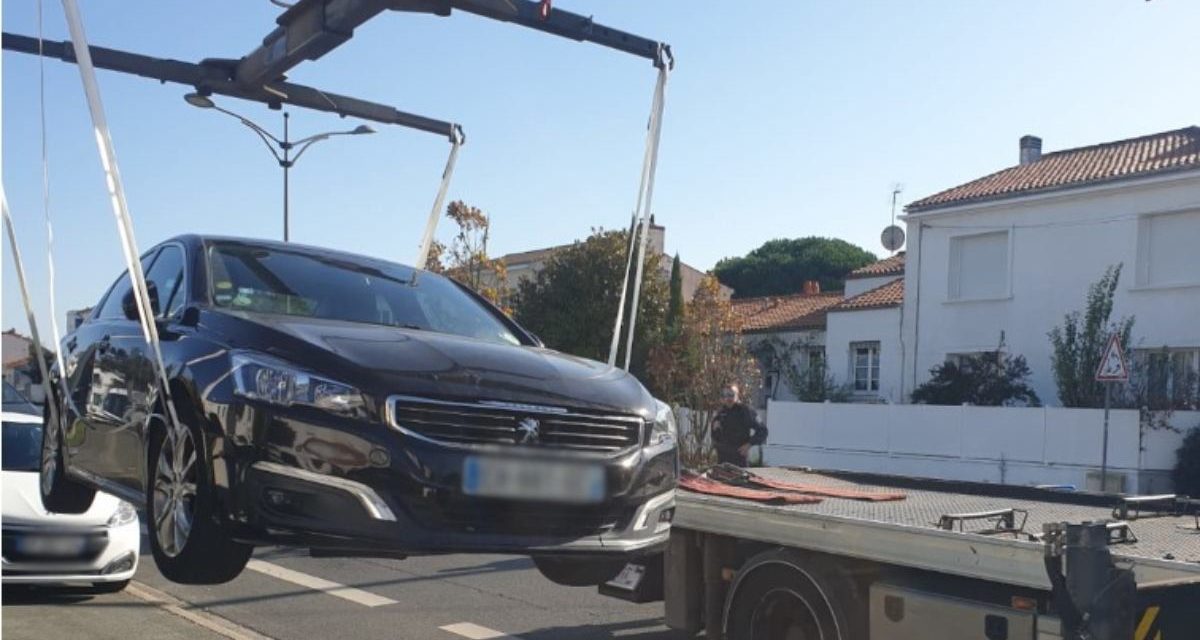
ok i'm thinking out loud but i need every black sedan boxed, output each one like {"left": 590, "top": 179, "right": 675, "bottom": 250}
{"left": 42, "top": 235, "right": 678, "bottom": 585}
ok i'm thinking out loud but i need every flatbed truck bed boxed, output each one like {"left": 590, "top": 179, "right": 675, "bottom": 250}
{"left": 611, "top": 467, "right": 1200, "bottom": 639}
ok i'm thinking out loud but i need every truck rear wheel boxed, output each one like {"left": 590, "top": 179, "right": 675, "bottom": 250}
{"left": 724, "top": 549, "right": 867, "bottom": 640}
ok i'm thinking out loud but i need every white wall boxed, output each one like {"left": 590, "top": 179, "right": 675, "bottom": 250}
{"left": 902, "top": 171, "right": 1200, "bottom": 405}
{"left": 745, "top": 329, "right": 824, "bottom": 404}
{"left": 825, "top": 306, "right": 903, "bottom": 403}
{"left": 845, "top": 274, "right": 899, "bottom": 298}
{"left": 764, "top": 400, "right": 1200, "bottom": 493}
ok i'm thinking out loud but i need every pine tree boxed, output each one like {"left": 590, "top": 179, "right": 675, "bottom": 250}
{"left": 667, "top": 254, "right": 683, "bottom": 339}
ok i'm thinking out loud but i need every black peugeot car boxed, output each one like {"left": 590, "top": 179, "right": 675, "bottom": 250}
{"left": 41, "top": 235, "right": 678, "bottom": 585}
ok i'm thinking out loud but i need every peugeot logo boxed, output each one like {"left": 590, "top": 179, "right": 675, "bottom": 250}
{"left": 516, "top": 417, "right": 541, "bottom": 445}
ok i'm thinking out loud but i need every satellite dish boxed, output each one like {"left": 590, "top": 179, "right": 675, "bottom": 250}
{"left": 881, "top": 225, "right": 905, "bottom": 252}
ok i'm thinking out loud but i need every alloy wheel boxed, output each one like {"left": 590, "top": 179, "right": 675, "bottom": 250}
{"left": 153, "top": 426, "right": 199, "bottom": 558}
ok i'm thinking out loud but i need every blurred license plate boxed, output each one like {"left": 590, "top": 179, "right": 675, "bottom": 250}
{"left": 18, "top": 535, "right": 87, "bottom": 556}
{"left": 463, "top": 456, "right": 605, "bottom": 504}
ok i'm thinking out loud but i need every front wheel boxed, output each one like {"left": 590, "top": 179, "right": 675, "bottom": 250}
{"left": 40, "top": 403, "right": 95, "bottom": 514}
{"left": 146, "top": 421, "right": 252, "bottom": 585}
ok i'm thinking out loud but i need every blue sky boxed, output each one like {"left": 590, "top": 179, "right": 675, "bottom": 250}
{"left": 4, "top": 1, "right": 1199, "bottom": 340}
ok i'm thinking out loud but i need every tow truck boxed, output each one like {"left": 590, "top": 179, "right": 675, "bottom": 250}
{"left": 602, "top": 465, "right": 1200, "bottom": 639}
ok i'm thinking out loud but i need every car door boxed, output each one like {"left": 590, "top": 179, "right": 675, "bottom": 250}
{"left": 73, "top": 249, "right": 169, "bottom": 492}
{"left": 101, "top": 244, "right": 189, "bottom": 494}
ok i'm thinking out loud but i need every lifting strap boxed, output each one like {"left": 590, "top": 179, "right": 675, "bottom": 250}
{"left": 60, "top": 0, "right": 182, "bottom": 434}
{"left": 37, "top": 0, "right": 68, "bottom": 382}
{"left": 2, "top": 194, "right": 61, "bottom": 434}
{"left": 415, "top": 125, "right": 465, "bottom": 269}
{"left": 608, "top": 46, "right": 672, "bottom": 368}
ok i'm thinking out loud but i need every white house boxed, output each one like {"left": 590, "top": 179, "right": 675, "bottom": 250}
{"left": 901, "top": 127, "right": 1200, "bottom": 405}
{"left": 825, "top": 257, "right": 905, "bottom": 403}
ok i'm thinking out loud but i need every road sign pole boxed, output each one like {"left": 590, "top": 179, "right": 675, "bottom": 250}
{"left": 1100, "top": 381, "right": 1111, "bottom": 492}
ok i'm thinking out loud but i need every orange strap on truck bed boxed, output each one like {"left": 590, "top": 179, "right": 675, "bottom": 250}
{"left": 679, "top": 471, "right": 823, "bottom": 505}
{"left": 708, "top": 465, "right": 906, "bottom": 502}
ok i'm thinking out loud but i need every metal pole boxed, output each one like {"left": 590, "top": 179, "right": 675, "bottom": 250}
{"left": 283, "top": 111, "right": 290, "bottom": 242}
{"left": 1101, "top": 381, "right": 1111, "bottom": 492}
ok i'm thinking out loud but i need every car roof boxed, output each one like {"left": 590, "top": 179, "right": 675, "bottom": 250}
{"left": 163, "top": 234, "right": 420, "bottom": 273}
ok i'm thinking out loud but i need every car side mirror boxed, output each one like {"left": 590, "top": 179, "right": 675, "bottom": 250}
{"left": 122, "top": 281, "right": 160, "bottom": 321}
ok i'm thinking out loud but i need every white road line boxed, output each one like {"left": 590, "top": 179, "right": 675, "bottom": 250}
{"left": 245, "top": 559, "right": 398, "bottom": 608}
{"left": 127, "top": 581, "right": 274, "bottom": 640}
{"left": 439, "top": 622, "right": 516, "bottom": 639}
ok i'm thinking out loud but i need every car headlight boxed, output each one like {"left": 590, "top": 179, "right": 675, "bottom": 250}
{"left": 650, "top": 399, "right": 677, "bottom": 448}
{"left": 231, "top": 352, "right": 367, "bottom": 418}
{"left": 107, "top": 500, "right": 137, "bottom": 528}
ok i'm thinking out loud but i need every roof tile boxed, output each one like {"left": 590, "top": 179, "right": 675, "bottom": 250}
{"left": 907, "top": 126, "right": 1200, "bottom": 212}
{"left": 829, "top": 278, "right": 904, "bottom": 312}
{"left": 731, "top": 292, "right": 844, "bottom": 332}
{"left": 847, "top": 252, "right": 905, "bottom": 279}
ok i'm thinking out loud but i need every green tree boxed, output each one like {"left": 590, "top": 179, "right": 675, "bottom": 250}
{"left": 713, "top": 237, "right": 877, "bottom": 298}
{"left": 666, "top": 254, "right": 683, "bottom": 340}
{"left": 911, "top": 336, "right": 1040, "bottom": 407}
{"left": 513, "top": 229, "right": 668, "bottom": 379}
{"left": 1048, "top": 264, "right": 1135, "bottom": 407}
{"left": 1172, "top": 426, "right": 1200, "bottom": 496}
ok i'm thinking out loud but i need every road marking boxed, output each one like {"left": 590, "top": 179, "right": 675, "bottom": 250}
{"left": 245, "top": 559, "right": 398, "bottom": 607}
{"left": 127, "top": 581, "right": 274, "bottom": 640}
{"left": 439, "top": 622, "right": 516, "bottom": 639}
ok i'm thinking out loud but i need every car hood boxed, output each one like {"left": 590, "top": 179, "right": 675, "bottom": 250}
{"left": 1, "top": 470, "right": 120, "bottom": 527}
{"left": 220, "top": 312, "right": 656, "bottom": 416}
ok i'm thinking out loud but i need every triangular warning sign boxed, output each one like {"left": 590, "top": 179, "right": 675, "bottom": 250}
{"left": 1095, "top": 333, "right": 1129, "bottom": 382}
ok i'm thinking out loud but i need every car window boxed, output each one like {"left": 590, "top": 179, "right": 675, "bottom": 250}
{"left": 2, "top": 420, "right": 42, "bottom": 472}
{"left": 208, "top": 243, "right": 522, "bottom": 346}
{"left": 95, "top": 251, "right": 161, "bottom": 320}
{"left": 144, "top": 245, "right": 186, "bottom": 318}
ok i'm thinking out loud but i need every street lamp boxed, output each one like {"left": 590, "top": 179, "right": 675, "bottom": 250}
{"left": 184, "top": 92, "right": 375, "bottom": 242}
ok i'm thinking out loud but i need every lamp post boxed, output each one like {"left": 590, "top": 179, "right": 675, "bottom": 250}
{"left": 184, "top": 93, "right": 374, "bottom": 242}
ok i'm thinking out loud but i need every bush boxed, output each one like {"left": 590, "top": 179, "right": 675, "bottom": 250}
{"left": 1172, "top": 426, "right": 1200, "bottom": 496}
{"left": 911, "top": 337, "right": 1040, "bottom": 407}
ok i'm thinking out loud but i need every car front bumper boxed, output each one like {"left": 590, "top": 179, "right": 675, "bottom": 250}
{"left": 221, "top": 401, "right": 678, "bottom": 557}
{"left": 1, "top": 520, "right": 140, "bottom": 585}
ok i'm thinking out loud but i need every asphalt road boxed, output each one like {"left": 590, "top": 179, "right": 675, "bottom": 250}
{"left": 3, "top": 541, "right": 687, "bottom": 640}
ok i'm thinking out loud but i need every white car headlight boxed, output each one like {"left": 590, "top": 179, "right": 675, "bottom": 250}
{"left": 231, "top": 352, "right": 367, "bottom": 418}
{"left": 107, "top": 500, "right": 138, "bottom": 528}
{"left": 650, "top": 399, "right": 677, "bottom": 448}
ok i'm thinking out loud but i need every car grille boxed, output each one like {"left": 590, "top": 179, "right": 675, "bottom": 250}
{"left": 386, "top": 396, "right": 645, "bottom": 453}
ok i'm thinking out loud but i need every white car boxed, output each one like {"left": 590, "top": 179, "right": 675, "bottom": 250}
{"left": 2, "top": 410, "right": 140, "bottom": 591}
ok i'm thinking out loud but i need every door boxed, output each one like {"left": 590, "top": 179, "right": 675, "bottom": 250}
{"left": 101, "top": 244, "right": 188, "bottom": 493}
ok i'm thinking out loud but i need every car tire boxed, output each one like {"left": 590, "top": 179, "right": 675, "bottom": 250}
{"left": 146, "top": 419, "right": 252, "bottom": 585}
{"left": 532, "top": 556, "right": 626, "bottom": 587}
{"left": 90, "top": 580, "right": 131, "bottom": 594}
{"left": 40, "top": 402, "right": 96, "bottom": 514}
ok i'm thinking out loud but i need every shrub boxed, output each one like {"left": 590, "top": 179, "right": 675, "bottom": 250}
{"left": 1172, "top": 426, "right": 1200, "bottom": 496}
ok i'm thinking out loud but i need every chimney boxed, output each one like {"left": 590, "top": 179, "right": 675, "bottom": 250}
{"left": 802, "top": 280, "right": 821, "bottom": 295}
{"left": 648, "top": 215, "right": 666, "bottom": 255}
{"left": 1019, "top": 135, "right": 1042, "bottom": 165}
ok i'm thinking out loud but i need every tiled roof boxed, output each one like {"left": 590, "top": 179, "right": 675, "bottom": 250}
{"left": 731, "top": 292, "right": 844, "bottom": 332}
{"left": 829, "top": 278, "right": 904, "bottom": 312}
{"left": 907, "top": 126, "right": 1200, "bottom": 212}
{"left": 847, "top": 252, "right": 905, "bottom": 279}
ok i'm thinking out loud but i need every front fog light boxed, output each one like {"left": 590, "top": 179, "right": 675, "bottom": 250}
{"left": 649, "top": 400, "right": 677, "bottom": 447}
{"left": 107, "top": 500, "right": 138, "bottom": 528}
{"left": 102, "top": 552, "right": 136, "bottom": 575}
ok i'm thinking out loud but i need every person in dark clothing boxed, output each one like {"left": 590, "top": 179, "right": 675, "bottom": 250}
{"left": 711, "top": 383, "right": 768, "bottom": 467}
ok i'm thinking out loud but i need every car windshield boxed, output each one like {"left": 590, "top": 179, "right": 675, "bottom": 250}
{"left": 2, "top": 381, "right": 39, "bottom": 416}
{"left": 207, "top": 243, "right": 522, "bottom": 346}
{"left": 2, "top": 420, "right": 42, "bottom": 472}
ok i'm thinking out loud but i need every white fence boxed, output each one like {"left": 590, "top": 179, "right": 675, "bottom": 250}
{"left": 763, "top": 401, "right": 1200, "bottom": 493}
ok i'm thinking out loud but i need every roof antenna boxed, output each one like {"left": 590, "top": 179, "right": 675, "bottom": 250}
{"left": 880, "top": 183, "right": 906, "bottom": 255}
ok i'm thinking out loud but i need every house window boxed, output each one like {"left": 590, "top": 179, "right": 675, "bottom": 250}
{"left": 1137, "top": 348, "right": 1199, "bottom": 405}
{"left": 1138, "top": 210, "right": 1200, "bottom": 287}
{"left": 807, "top": 348, "right": 826, "bottom": 377}
{"left": 949, "top": 230, "right": 1010, "bottom": 300}
{"left": 851, "top": 342, "right": 880, "bottom": 393}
